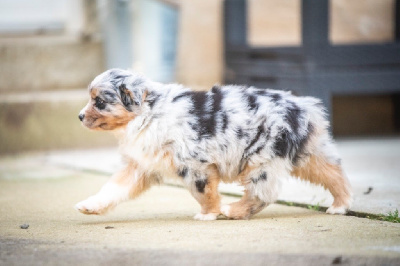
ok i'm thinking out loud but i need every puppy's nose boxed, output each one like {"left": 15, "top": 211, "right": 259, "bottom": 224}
{"left": 79, "top": 113, "right": 85, "bottom": 121}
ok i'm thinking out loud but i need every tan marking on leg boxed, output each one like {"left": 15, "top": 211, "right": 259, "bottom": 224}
{"left": 220, "top": 164, "right": 267, "bottom": 219}
{"left": 291, "top": 155, "right": 352, "bottom": 211}
{"left": 221, "top": 190, "right": 267, "bottom": 220}
{"left": 75, "top": 160, "right": 155, "bottom": 215}
{"left": 191, "top": 165, "right": 221, "bottom": 218}
{"left": 112, "top": 160, "right": 157, "bottom": 199}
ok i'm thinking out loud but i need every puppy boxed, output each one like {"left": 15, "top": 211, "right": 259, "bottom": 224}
{"left": 75, "top": 68, "right": 352, "bottom": 220}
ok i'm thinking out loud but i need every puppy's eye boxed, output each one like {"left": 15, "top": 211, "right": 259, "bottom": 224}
{"left": 95, "top": 97, "right": 106, "bottom": 110}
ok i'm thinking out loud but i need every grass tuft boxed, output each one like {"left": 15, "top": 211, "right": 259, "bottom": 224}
{"left": 307, "top": 203, "right": 320, "bottom": 211}
{"left": 380, "top": 209, "right": 400, "bottom": 223}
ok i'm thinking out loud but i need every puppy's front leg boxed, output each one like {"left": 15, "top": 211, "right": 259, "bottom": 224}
{"left": 188, "top": 167, "right": 221, "bottom": 221}
{"left": 75, "top": 161, "right": 152, "bottom": 215}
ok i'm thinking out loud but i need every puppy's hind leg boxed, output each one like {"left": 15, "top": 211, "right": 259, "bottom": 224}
{"left": 220, "top": 190, "right": 267, "bottom": 220}
{"left": 292, "top": 154, "right": 352, "bottom": 215}
{"left": 75, "top": 161, "right": 156, "bottom": 215}
{"left": 221, "top": 164, "right": 282, "bottom": 220}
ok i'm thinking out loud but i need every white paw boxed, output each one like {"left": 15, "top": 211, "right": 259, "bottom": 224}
{"left": 326, "top": 206, "right": 347, "bottom": 215}
{"left": 220, "top": 205, "right": 231, "bottom": 217}
{"left": 193, "top": 213, "right": 218, "bottom": 221}
{"left": 75, "top": 196, "right": 112, "bottom": 215}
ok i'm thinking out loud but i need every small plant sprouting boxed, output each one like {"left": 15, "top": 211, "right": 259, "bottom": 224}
{"left": 381, "top": 209, "right": 400, "bottom": 223}
{"left": 307, "top": 202, "right": 321, "bottom": 211}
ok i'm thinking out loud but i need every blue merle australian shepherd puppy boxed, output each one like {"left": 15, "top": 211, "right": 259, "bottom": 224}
{"left": 75, "top": 69, "right": 352, "bottom": 220}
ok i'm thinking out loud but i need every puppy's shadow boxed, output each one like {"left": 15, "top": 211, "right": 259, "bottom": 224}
{"left": 251, "top": 210, "right": 322, "bottom": 220}
{"left": 79, "top": 213, "right": 195, "bottom": 226}
{"left": 78, "top": 210, "right": 320, "bottom": 226}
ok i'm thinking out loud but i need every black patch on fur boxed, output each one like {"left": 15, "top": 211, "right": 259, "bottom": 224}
{"left": 236, "top": 128, "right": 244, "bottom": 139}
{"left": 146, "top": 91, "right": 161, "bottom": 108}
{"left": 178, "top": 88, "right": 225, "bottom": 139}
{"left": 239, "top": 123, "right": 267, "bottom": 173}
{"left": 254, "top": 89, "right": 282, "bottom": 103}
{"left": 254, "top": 89, "right": 267, "bottom": 96}
{"left": 189, "top": 91, "right": 214, "bottom": 138}
{"left": 251, "top": 172, "right": 267, "bottom": 184}
{"left": 273, "top": 123, "right": 314, "bottom": 165}
{"left": 247, "top": 94, "right": 259, "bottom": 111}
{"left": 285, "top": 101, "right": 302, "bottom": 133}
{"left": 244, "top": 124, "right": 265, "bottom": 155}
{"left": 195, "top": 179, "right": 208, "bottom": 193}
{"left": 266, "top": 92, "right": 282, "bottom": 103}
{"left": 211, "top": 86, "right": 224, "bottom": 134}
{"left": 199, "top": 159, "right": 208, "bottom": 163}
{"left": 177, "top": 167, "right": 188, "bottom": 178}
{"left": 273, "top": 128, "right": 291, "bottom": 158}
{"left": 221, "top": 112, "right": 229, "bottom": 132}
{"left": 172, "top": 91, "right": 192, "bottom": 102}
{"left": 119, "top": 84, "right": 133, "bottom": 108}
{"left": 191, "top": 91, "right": 210, "bottom": 137}
{"left": 292, "top": 123, "right": 314, "bottom": 165}
{"left": 252, "top": 145, "right": 264, "bottom": 155}
{"left": 259, "top": 172, "right": 267, "bottom": 181}
{"left": 211, "top": 85, "right": 220, "bottom": 93}
{"left": 211, "top": 86, "right": 223, "bottom": 114}
{"left": 270, "top": 93, "right": 282, "bottom": 102}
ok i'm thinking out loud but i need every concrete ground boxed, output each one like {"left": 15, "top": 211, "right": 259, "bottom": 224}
{"left": 0, "top": 138, "right": 400, "bottom": 265}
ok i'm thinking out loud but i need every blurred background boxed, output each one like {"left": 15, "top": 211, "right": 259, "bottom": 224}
{"left": 0, "top": 0, "right": 399, "bottom": 154}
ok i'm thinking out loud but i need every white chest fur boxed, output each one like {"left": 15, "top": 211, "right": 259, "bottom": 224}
{"left": 118, "top": 121, "right": 177, "bottom": 178}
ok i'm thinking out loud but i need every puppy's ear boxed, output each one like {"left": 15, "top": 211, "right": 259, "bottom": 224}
{"left": 119, "top": 84, "right": 141, "bottom": 108}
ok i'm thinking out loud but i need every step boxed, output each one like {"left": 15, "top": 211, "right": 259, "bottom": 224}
{"left": 0, "top": 90, "right": 116, "bottom": 154}
{"left": 0, "top": 35, "right": 104, "bottom": 93}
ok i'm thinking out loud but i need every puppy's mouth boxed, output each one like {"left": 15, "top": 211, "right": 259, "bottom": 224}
{"left": 81, "top": 117, "right": 102, "bottom": 130}
{"left": 98, "top": 123, "right": 109, "bottom": 129}
{"left": 83, "top": 119, "right": 122, "bottom": 131}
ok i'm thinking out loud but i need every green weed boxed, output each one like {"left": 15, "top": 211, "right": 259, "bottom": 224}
{"left": 381, "top": 209, "right": 400, "bottom": 223}
{"left": 307, "top": 202, "right": 321, "bottom": 211}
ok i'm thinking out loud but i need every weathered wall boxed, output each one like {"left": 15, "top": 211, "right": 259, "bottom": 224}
{"left": 176, "top": 0, "right": 224, "bottom": 89}
{"left": 0, "top": 37, "right": 104, "bottom": 92}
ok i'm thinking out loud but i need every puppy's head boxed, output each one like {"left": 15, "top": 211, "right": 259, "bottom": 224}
{"left": 79, "top": 68, "right": 147, "bottom": 130}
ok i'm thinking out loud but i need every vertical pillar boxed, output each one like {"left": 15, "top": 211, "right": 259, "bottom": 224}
{"left": 396, "top": 0, "right": 400, "bottom": 41}
{"left": 301, "top": 0, "right": 329, "bottom": 48}
{"left": 301, "top": 0, "right": 333, "bottom": 126}
{"left": 224, "top": 0, "right": 247, "bottom": 47}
